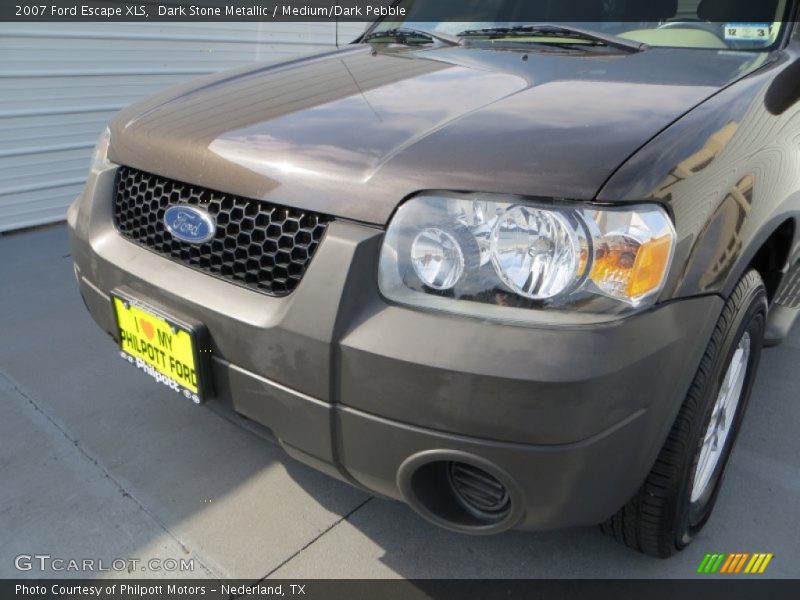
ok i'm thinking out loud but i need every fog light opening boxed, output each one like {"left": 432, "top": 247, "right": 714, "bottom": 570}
{"left": 447, "top": 461, "right": 511, "bottom": 520}
{"left": 401, "top": 456, "right": 516, "bottom": 532}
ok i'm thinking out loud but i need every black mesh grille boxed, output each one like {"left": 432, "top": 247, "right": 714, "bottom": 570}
{"left": 113, "top": 166, "right": 331, "bottom": 297}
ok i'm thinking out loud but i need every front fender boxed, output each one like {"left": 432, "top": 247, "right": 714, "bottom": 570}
{"left": 598, "top": 52, "right": 800, "bottom": 302}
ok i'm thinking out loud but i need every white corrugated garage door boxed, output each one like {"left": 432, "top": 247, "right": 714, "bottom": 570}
{"left": 0, "top": 21, "right": 366, "bottom": 233}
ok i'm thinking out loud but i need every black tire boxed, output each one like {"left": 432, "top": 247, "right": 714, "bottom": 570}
{"left": 601, "top": 270, "right": 768, "bottom": 557}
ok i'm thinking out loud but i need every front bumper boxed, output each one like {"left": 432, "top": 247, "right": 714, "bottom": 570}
{"left": 68, "top": 167, "right": 723, "bottom": 532}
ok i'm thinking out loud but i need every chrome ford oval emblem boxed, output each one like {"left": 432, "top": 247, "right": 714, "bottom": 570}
{"left": 164, "top": 205, "right": 216, "bottom": 244}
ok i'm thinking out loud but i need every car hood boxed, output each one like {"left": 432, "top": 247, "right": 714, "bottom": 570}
{"left": 110, "top": 44, "right": 772, "bottom": 225}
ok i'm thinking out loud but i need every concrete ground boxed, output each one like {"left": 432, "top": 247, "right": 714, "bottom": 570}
{"left": 1, "top": 225, "right": 798, "bottom": 580}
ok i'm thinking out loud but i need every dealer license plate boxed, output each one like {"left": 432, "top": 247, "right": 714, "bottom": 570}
{"left": 111, "top": 293, "right": 205, "bottom": 404}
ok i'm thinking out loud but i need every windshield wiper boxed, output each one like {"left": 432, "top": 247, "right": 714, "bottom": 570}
{"left": 457, "top": 24, "right": 646, "bottom": 53}
{"left": 362, "top": 27, "right": 460, "bottom": 47}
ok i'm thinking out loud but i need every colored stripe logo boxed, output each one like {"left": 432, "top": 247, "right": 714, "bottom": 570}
{"left": 697, "top": 553, "right": 773, "bottom": 574}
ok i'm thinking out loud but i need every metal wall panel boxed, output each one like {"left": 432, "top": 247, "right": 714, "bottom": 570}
{"left": 0, "top": 22, "right": 365, "bottom": 232}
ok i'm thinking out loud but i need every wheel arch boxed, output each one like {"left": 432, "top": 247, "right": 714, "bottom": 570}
{"left": 721, "top": 216, "right": 797, "bottom": 303}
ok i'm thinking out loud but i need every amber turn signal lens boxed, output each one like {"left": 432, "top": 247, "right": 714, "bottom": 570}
{"left": 590, "top": 234, "right": 673, "bottom": 303}
{"left": 627, "top": 234, "right": 673, "bottom": 298}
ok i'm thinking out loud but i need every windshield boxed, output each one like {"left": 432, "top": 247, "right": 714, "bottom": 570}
{"left": 368, "top": 0, "right": 793, "bottom": 51}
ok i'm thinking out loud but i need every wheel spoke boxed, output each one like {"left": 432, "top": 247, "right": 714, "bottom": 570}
{"left": 690, "top": 332, "right": 751, "bottom": 503}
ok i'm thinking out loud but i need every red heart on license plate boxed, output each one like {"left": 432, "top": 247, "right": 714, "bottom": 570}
{"left": 140, "top": 318, "right": 155, "bottom": 341}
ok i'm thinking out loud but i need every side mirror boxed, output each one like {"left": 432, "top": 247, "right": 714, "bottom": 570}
{"left": 765, "top": 58, "right": 800, "bottom": 115}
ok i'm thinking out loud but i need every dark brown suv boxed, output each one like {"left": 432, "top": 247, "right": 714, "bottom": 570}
{"left": 69, "top": 0, "right": 800, "bottom": 556}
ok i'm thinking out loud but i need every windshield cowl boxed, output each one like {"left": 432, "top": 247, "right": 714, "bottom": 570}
{"left": 455, "top": 24, "right": 647, "bottom": 53}
{"left": 362, "top": 0, "right": 790, "bottom": 54}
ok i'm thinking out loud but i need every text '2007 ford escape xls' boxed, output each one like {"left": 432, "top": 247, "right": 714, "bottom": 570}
{"left": 68, "top": 0, "right": 800, "bottom": 557}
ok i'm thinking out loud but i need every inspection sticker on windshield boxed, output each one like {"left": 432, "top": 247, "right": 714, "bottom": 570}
{"left": 724, "top": 24, "right": 772, "bottom": 42}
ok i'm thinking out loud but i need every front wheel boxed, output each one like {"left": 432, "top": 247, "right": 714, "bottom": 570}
{"left": 602, "top": 270, "right": 768, "bottom": 557}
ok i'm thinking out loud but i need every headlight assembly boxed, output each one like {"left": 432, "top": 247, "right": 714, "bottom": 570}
{"left": 90, "top": 127, "right": 112, "bottom": 173}
{"left": 378, "top": 194, "right": 676, "bottom": 325}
